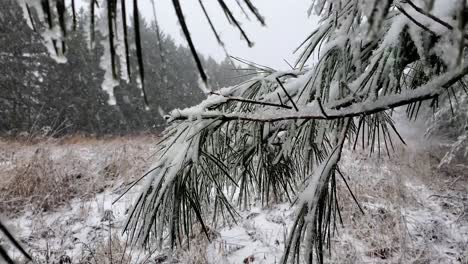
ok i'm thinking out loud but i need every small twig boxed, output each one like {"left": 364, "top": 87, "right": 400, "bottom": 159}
{"left": 275, "top": 77, "right": 299, "bottom": 111}
{"left": 170, "top": 65, "right": 468, "bottom": 123}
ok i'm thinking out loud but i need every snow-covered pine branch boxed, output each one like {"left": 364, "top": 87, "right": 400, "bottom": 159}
{"left": 121, "top": 1, "right": 468, "bottom": 263}
{"left": 165, "top": 65, "right": 468, "bottom": 123}
{"left": 6, "top": 0, "right": 468, "bottom": 263}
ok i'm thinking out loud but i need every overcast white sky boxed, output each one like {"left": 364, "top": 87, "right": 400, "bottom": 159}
{"left": 78, "top": 0, "right": 318, "bottom": 69}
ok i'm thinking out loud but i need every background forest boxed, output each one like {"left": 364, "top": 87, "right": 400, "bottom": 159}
{"left": 0, "top": 0, "right": 240, "bottom": 136}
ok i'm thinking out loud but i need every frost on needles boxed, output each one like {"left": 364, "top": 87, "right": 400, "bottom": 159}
{"left": 122, "top": 1, "right": 468, "bottom": 263}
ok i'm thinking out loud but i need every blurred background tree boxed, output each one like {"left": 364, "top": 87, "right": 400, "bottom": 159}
{"left": 0, "top": 0, "right": 242, "bottom": 137}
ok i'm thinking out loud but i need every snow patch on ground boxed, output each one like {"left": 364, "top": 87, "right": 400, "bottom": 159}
{"left": 1, "top": 136, "right": 467, "bottom": 263}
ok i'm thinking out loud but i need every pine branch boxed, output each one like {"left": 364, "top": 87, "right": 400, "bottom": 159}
{"left": 168, "top": 64, "right": 468, "bottom": 123}
{"left": 281, "top": 118, "right": 350, "bottom": 264}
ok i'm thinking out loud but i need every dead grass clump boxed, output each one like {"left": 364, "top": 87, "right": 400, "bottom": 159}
{"left": 0, "top": 134, "right": 158, "bottom": 216}
{"left": 87, "top": 232, "right": 132, "bottom": 264}
{"left": 328, "top": 145, "right": 468, "bottom": 263}
{"left": 0, "top": 148, "right": 90, "bottom": 214}
{"left": 176, "top": 227, "right": 219, "bottom": 264}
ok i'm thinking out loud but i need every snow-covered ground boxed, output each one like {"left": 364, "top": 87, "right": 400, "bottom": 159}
{"left": 1, "top": 135, "right": 467, "bottom": 263}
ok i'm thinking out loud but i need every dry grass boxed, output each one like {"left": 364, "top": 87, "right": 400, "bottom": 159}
{"left": 1, "top": 134, "right": 160, "bottom": 264}
{"left": 2, "top": 134, "right": 466, "bottom": 263}
{"left": 0, "top": 134, "right": 158, "bottom": 216}
{"left": 83, "top": 231, "right": 132, "bottom": 264}
{"left": 326, "top": 144, "right": 468, "bottom": 263}
{"left": 0, "top": 148, "right": 86, "bottom": 214}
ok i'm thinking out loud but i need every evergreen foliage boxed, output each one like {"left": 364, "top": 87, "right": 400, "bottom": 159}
{"left": 0, "top": 0, "right": 241, "bottom": 136}
{"left": 119, "top": 1, "right": 468, "bottom": 263}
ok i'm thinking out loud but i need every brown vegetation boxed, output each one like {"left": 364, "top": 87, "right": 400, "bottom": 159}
{"left": 0, "top": 135, "right": 158, "bottom": 216}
